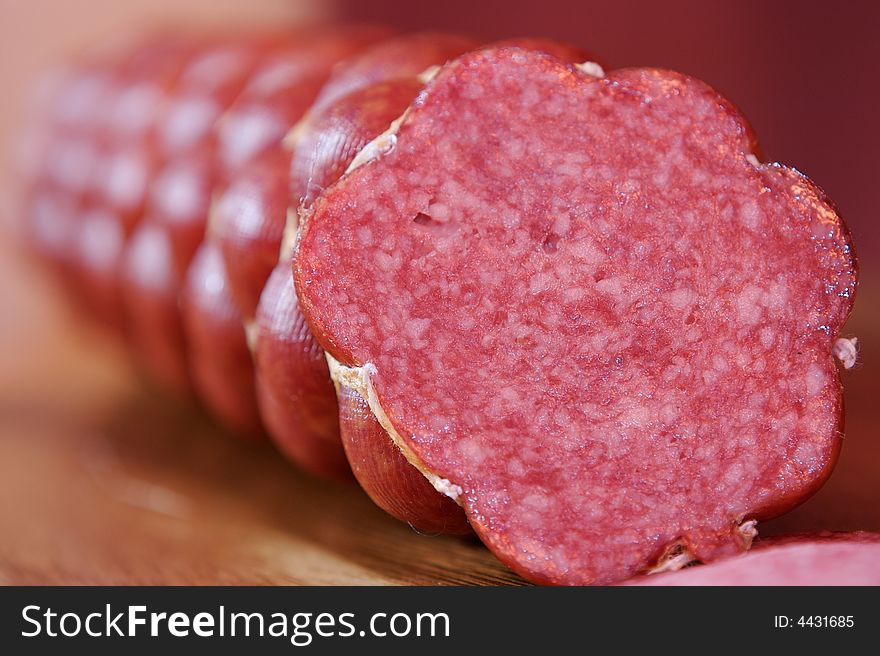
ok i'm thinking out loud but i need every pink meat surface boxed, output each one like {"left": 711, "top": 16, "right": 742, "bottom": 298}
{"left": 295, "top": 47, "right": 857, "bottom": 584}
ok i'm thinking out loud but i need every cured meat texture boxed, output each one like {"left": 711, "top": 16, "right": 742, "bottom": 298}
{"left": 629, "top": 533, "right": 880, "bottom": 585}
{"left": 295, "top": 47, "right": 857, "bottom": 584}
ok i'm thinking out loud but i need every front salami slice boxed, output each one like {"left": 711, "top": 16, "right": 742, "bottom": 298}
{"left": 295, "top": 47, "right": 857, "bottom": 584}
{"left": 628, "top": 533, "right": 880, "bottom": 585}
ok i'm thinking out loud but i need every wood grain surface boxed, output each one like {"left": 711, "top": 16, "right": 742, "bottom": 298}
{"left": 0, "top": 236, "right": 877, "bottom": 585}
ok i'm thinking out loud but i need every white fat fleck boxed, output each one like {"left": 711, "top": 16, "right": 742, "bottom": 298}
{"left": 325, "top": 355, "right": 464, "bottom": 502}
{"left": 759, "top": 327, "right": 775, "bottom": 348}
{"left": 105, "top": 150, "right": 147, "bottom": 207}
{"left": 404, "top": 317, "right": 431, "bottom": 340}
{"left": 623, "top": 405, "right": 650, "bottom": 428}
{"left": 735, "top": 285, "right": 763, "bottom": 325}
{"left": 529, "top": 271, "right": 555, "bottom": 293}
{"left": 595, "top": 276, "right": 623, "bottom": 295}
{"left": 832, "top": 337, "right": 858, "bottom": 370}
{"left": 740, "top": 199, "right": 761, "bottom": 230}
{"left": 576, "top": 61, "right": 606, "bottom": 78}
{"left": 745, "top": 153, "right": 761, "bottom": 167}
{"left": 161, "top": 96, "right": 219, "bottom": 152}
{"left": 805, "top": 362, "right": 826, "bottom": 396}
{"left": 80, "top": 210, "right": 123, "bottom": 271}
{"left": 666, "top": 287, "right": 694, "bottom": 311}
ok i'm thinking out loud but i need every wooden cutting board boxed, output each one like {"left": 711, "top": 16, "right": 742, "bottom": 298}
{"left": 1, "top": 236, "right": 878, "bottom": 585}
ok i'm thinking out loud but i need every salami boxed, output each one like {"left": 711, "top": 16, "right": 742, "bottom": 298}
{"left": 217, "top": 33, "right": 479, "bottom": 321}
{"left": 629, "top": 533, "right": 880, "bottom": 585}
{"left": 253, "top": 262, "right": 351, "bottom": 479}
{"left": 27, "top": 59, "right": 118, "bottom": 276}
{"left": 215, "top": 25, "right": 393, "bottom": 182}
{"left": 254, "top": 38, "right": 591, "bottom": 513}
{"left": 178, "top": 27, "right": 391, "bottom": 431}
{"left": 224, "top": 34, "right": 477, "bottom": 480}
{"left": 181, "top": 241, "right": 264, "bottom": 437}
{"left": 294, "top": 47, "right": 857, "bottom": 584}
{"left": 74, "top": 38, "right": 193, "bottom": 327}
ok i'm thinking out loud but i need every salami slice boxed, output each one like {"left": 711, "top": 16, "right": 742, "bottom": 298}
{"left": 294, "top": 47, "right": 857, "bottom": 584}
{"left": 629, "top": 533, "right": 880, "bottom": 585}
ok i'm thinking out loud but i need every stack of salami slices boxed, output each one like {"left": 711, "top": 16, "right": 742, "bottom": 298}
{"left": 25, "top": 25, "right": 873, "bottom": 585}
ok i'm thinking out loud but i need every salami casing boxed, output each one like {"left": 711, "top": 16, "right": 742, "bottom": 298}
{"left": 236, "top": 34, "right": 477, "bottom": 480}
{"left": 177, "top": 28, "right": 392, "bottom": 431}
